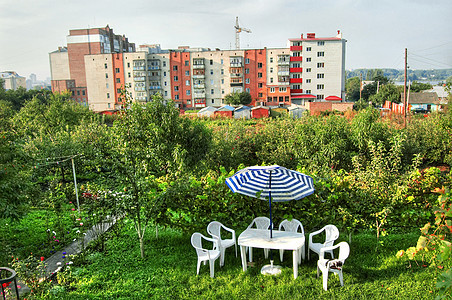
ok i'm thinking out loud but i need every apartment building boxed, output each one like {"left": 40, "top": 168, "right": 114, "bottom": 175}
{"left": 0, "top": 71, "right": 26, "bottom": 90}
{"left": 50, "top": 27, "right": 346, "bottom": 112}
{"left": 50, "top": 25, "right": 135, "bottom": 106}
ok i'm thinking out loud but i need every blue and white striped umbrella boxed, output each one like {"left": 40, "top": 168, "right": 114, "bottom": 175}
{"left": 226, "top": 165, "right": 314, "bottom": 238}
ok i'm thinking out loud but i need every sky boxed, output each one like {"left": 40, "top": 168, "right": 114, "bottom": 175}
{"left": 1, "top": 0, "right": 451, "bottom": 81}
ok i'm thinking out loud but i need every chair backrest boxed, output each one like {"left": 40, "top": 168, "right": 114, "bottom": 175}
{"left": 207, "top": 221, "right": 222, "bottom": 240}
{"left": 279, "top": 219, "right": 304, "bottom": 235}
{"left": 191, "top": 232, "right": 206, "bottom": 256}
{"left": 248, "top": 217, "right": 271, "bottom": 230}
{"left": 324, "top": 224, "right": 339, "bottom": 247}
{"left": 337, "top": 241, "right": 350, "bottom": 263}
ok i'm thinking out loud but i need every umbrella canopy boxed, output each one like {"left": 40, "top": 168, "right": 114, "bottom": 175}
{"left": 225, "top": 165, "right": 314, "bottom": 238}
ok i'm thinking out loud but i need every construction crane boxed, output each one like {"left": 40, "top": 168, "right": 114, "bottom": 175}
{"left": 234, "top": 16, "right": 251, "bottom": 50}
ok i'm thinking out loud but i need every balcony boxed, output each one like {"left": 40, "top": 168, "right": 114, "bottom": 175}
{"left": 278, "top": 60, "right": 290, "bottom": 66}
{"left": 149, "top": 86, "right": 162, "bottom": 90}
{"left": 290, "top": 45, "right": 303, "bottom": 51}
{"left": 230, "top": 62, "right": 243, "bottom": 68}
{"left": 134, "top": 76, "right": 146, "bottom": 82}
{"left": 133, "top": 66, "right": 145, "bottom": 70}
{"left": 193, "top": 92, "right": 206, "bottom": 98}
{"left": 290, "top": 67, "right": 303, "bottom": 73}
{"left": 290, "top": 56, "right": 303, "bottom": 62}
{"left": 193, "top": 64, "right": 205, "bottom": 69}
{"left": 230, "top": 73, "right": 243, "bottom": 78}
{"left": 192, "top": 74, "right": 205, "bottom": 79}
{"left": 147, "top": 66, "right": 160, "bottom": 70}
{"left": 290, "top": 78, "right": 303, "bottom": 84}
{"left": 278, "top": 71, "right": 289, "bottom": 76}
{"left": 290, "top": 89, "right": 303, "bottom": 94}
{"left": 193, "top": 84, "right": 205, "bottom": 89}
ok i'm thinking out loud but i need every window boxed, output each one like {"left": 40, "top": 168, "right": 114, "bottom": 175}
{"left": 127, "top": 62, "right": 130, "bottom": 68}
{"left": 317, "top": 62, "right": 324, "bottom": 68}
{"left": 210, "top": 79, "right": 214, "bottom": 85}
{"left": 115, "top": 68, "right": 120, "bottom": 73}
{"left": 222, "top": 89, "right": 225, "bottom": 94}
{"left": 270, "top": 67, "right": 273, "bottom": 73}
{"left": 186, "top": 80, "right": 190, "bottom": 86}
{"left": 185, "top": 60, "right": 189, "bottom": 66}
{"left": 185, "top": 71, "right": 189, "bottom": 76}
{"left": 105, "top": 73, "right": 108, "bottom": 78}
{"left": 268, "top": 96, "right": 272, "bottom": 102}
{"left": 210, "top": 69, "right": 213, "bottom": 75}
{"left": 116, "top": 78, "right": 121, "bottom": 83}
{"left": 317, "top": 51, "right": 324, "bottom": 57}
{"left": 117, "top": 88, "right": 121, "bottom": 93}
{"left": 317, "top": 41, "right": 325, "bottom": 46}
{"left": 279, "top": 87, "right": 286, "bottom": 92}
{"left": 306, "top": 47, "right": 311, "bottom": 51}
{"left": 292, "top": 52, "right": 301, "bottom": 57}
{"left": 245, "top": 58, "right": 250, "bottom": 64}
{"left": 317, "top": 73, "right": 324, "bottom": 79}
{"left": 270, "top": 57, "right": 273, "bottom": 63}
{"left": 306, "top": 68, "right": 311, "bottom": 72}
{"left": 175, "top": 95, "right": 179, "bottom": 100}
{"left": 106, "top": 83, "right": 109, "bottom": 88}
{"left": 306, "top": 89, "right": 311, "bottom": 94}
{"left": 221, "top": 79, "right": 224, "bottom": 84}
{"left": 245, "top": 68, "right": 250, "bottom": 74}
{"left": 174, "top": 76, "right": 178, "bottom": 81}
{"left": 258, "top": 83, "right": 263, "bottom": 88}
{"left": 279, "top": 96, "right": 283, "bottom": 102}
{"left": 317, "top": 84, "right": 324, "bottom": 90}
{"left": 108, "top": 103, "right": 111, "bottom": 108}
{"left": 285, "top": 96, "right": 289, "bottom": 102}
{"left": 128, "top": 72, "right": 131, "bottom": 78}
{"left": 164, "top": 91, "right": 168, "bottom": 96}
{"left": 306, "top": 58, "right": 311, "bottom": 62}
{"left": 173, "top": 66, "right": 178, "bottom": 71}
{"left": 104, "top": 63, "right": 108, "bottom": 69}
{"left": 221, "top": 59, "right": 223, "bottom": 64}
{"left": 174, "top": 86, "right": 179, "bottom": 91}
{"left": 306, "top": 79, "right": 311, "bottom": 83}
{"left": 270, "top": 78, "right": 273, "bottom": 83}
{"left": 246, "top": 88, "right": 250, "bottom": 93}
{"left": 258, "top": 62, "right": 263, "bottom": 68}
{"left": 270, "top": 87, "right": 275, "bottom": 93}
{"left": 186, "top": 90, "right": 191, "bottom": 95}
{"left": 210, "top": 59, "right": 213, "bottom": 65}
{"left": 246, "top": 78, "right": 250, "bottom": 84}
{"left": 258, "top": 73, "right": 262, "bottom": 78}
{"left": 221, "top": 69, "right": 224, "bottom": 75}
{"left": 163, "top": 71, "right": 167, "bottom": 76}
{"left": 82, "top": 90, "right": 86, "bottom": 95}
{"left": 293, "top": 84, "right": 301, "bottom": 89}
{"left": 292, "top": 74, "right": 301, "bottom": 78}
{"left": 164, "top": 81, "right": 167, "bottom": 86}
{"left": 163, "top": 61, "right": 166, "bottom": 67}
{"left": 211, "top": 89, "right": 214, "bottom": 94}
{"left": 292, "top": 63, "right": 301, "bottom": 68}
{"left": 317, "top": 94, "right": 324, "bottom": 100}
{"left": 258, "top": 93, "right": 263, "bottom": 97}
{"left": 77, "top": 91, "right": 80, "bottom": 95}
{"left": 212, "top": 99, "right": 215, "bottom": 104}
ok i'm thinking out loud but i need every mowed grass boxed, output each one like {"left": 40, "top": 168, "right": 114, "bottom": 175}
{"left": 44, "top": 220, "right": 439, "bottom": 299}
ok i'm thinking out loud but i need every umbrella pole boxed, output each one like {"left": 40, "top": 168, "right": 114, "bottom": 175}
{"left": 269, "top": 171, "right": 272, "bottom": 239}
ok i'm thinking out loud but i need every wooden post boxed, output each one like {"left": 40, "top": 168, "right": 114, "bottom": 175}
{"left": 404, "top": 48, "right": 407, "bottom": 128}
{"left": 71, "top": 157, "right": 80, "bottom": 213}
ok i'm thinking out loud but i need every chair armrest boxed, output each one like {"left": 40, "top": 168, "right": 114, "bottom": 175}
{"left": 203, "top": 236, "right": 219, "bottom": 250}
{"left": 221, "top": 224, "right": 235, "bottom": 235}
{"left": 309, "top": 227, "right": 325, "bottom": 244}
{"left": 319, "top": 244, "right": 340, "bottom": 259}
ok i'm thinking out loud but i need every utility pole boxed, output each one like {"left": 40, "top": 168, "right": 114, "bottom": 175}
{"left": 404, "top": 48, "right": 407, "bottom": 128}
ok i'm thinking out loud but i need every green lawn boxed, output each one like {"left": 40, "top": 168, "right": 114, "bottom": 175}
{"left": 43, "top": 220, "right": 438, "bottom": 299}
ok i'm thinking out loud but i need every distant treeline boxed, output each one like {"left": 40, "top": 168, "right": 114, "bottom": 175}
{"left": 346, "top": 68, "right": 452, "bottom": 82}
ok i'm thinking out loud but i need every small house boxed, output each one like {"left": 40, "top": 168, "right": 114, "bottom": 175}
{"left": 197, "top": 106, "right": 217, "bottom": 118}
{"left": 251, "top": 106, "right": 270, "bottom": 119}
{"left": 234, "top": 105, "right": 251, "bottom": 119}
{"left": 288, "top": 105, "right": 307, "bottom": 119}
{"left": 214, "top": 105, "right": 235, "bottom": 118}
{"left": 407, "top": 92, "right": 441, "bottom": 112}
{"left": 270, "top": 106, "right": 288, "bottom": 118}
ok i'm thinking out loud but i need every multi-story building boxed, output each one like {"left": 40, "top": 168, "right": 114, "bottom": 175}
{"left": 49, "top": 25, "right": 135, "bottom": 107}
{"left": 0, "top": 71, "right": 26, "bottom": 90}
{"left": 50, "top": 27, "right": 346, "bottom": 112}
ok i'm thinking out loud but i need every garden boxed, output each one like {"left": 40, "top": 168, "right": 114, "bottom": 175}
{"left": 0, "top": 89, "right": 451, "bottom": 299}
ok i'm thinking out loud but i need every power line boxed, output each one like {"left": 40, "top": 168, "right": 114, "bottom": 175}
{"left": 408, "top": 53, "right": 452, "bottom": 69}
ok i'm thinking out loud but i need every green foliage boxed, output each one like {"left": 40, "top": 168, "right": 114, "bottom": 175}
{"left": 410, "top": 81, "right": 433, "bottom": 93}
{"left": 369, "top": 83, "right": 401, "bottom": 106}
{"left": 10, "top": 255, "right": 51, "bottom": 297}
{"left": 345, "top": 77, "right": 360, "bottom": 102}
{"left": 224, "top": 92, "right": 252, "bottom": 105}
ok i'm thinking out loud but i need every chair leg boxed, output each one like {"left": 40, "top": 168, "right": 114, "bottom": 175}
{"left": 235, "top": 243, "right": 237, "bottom": 257}
{"left": 308, "top": 248, "right": 310, "bottom": 260}
{"left": 220, "top": 249, "right": 225, "bottom": 267}
{"left": 301, "top": 245, "right": 305, "bottom": 261}
{"left": 298, "top": 248, "right": 302, "bottom": 265}
{"left": 323, "top": 271, "right": 329, "bottom": 291}
{"left": 264, "top": 248, "right": 269, "bottom": 259}
{"left": 280, "top": 249, "right": 284, "bottom": 262}
{"left": 339, "top": 271, "right": 344, "bottom": 286}
{"left": 316, "top": 266, "right": 320, "bottom": 278}
{"left": 249, "top": 247, "right": 253, "bottom": 262}
{"left": 209, "top": 259, "right": 215, "bottom": 278}
{"left": 196, "top": 259, "right": 202, "bottom": 275}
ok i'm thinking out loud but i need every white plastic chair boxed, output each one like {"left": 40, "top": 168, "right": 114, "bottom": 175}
{"left": 191, "top": 232, "right": 221, "bottom": 278}
{"left": 317, "top": 242, "right": 350, "bottom": 291}
{"left": 207, "top": 221, "right": 237, "bottom": 267}
{"left": 308, "top": 224, "right": 339, "bottom": 260}
{"left": 278, "top": 219, "right": 305, "bottom": 264}
{"left": 247, "top": 217, "right": 273, "bottom": 261}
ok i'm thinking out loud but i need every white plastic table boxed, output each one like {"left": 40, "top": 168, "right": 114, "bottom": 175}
{"left": 238, "top": 228, "right": 305, "bottom": 279}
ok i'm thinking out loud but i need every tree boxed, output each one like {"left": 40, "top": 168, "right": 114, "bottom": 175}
{"left": 109, "top": 93, "right": 211, "bottom": 258}
{"left": 224, "top": 92, "right": 252, "bottom": 105}
{"left": 346, "top": 77, "right": 361, "bottom": 101}
{"left": 362, "top": 75, "right": 390, "bottom": 101}
{"left": 410, "top": 81, "right": 432, "bottom": 93}
{"left": 369, "top": 83, "right": 401, "bottom": 106}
